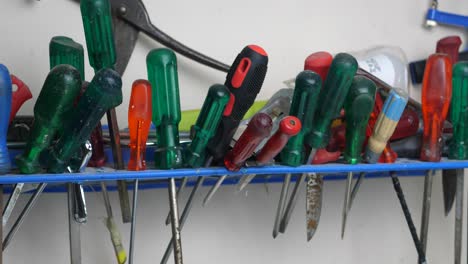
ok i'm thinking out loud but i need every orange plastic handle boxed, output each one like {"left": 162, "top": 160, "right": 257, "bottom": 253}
{"left": 420, "top": 54, "right": 452, "bottom": 162}
{"left": 128, "top": 80, "right": 152, "bottom": 171}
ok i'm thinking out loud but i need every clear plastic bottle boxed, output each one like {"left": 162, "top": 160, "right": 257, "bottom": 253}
{"left": 351, "top": 46, "right": 410, "bottom": 94}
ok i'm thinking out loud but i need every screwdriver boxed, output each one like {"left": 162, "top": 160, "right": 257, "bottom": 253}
{"left": 16, "top": 65, "right": 81, "bottom": 174}
{"left": 9, "top": 75, "right": 32, "bottom": 124}
{"left": 273, "top": 70, "right": 321, "bottom": 238}
{"left": 0, "top": 65, "right": 12, "bottom": 175}
{"left": 340, "top": 76, "right": 376, "bottom": 239}
{"left": 225, "top": 113, "right": 273, "bottom": 171}
{"left": 207, "top": 88, "right": 293, "bottom": 202}
{"left": 436, "top": 35, "right": 462, "bottom": 218}
{"left": 363, "top": 89, "right": 427, "bottom": 263}
{"left": 236, "top": 116, "right": 301, "bottom": 192}
{"left": 447, "top": 61, "right": 468, "bottom": 264}
{"left": 147, "top": 48, "right": 184, "bottom": 264}
{"left": 80, "top": 0, "right": 131, "bottom": 223}
{"left": 160, "top": 84, "right": 230, "bottom": 264}
{"left": 127, "top": 79, "right": 152, "bottom": 264}
{"left": 280, "top": 53, "right": 358, "bottom": 235}
{"left": 197, "top": 45, "right": 268, "bottom": 205}
{"left": 163, "top": 84, "right": 231, "bottom": 225}
{"left": 419, "top": 53, "right": 452, "bottom": 255}
{"left": 161, "top": 45, "right": 268, "bottom": 263}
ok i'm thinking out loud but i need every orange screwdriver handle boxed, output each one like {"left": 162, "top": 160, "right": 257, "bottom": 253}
{"left": 9, "top": 75, "right": 32, "bottom": 124}
{"left": 128, "top": 80, "right": 152, "bottom": 171}
{"left": 421, "top": 54, "right": 452, "bottom": 162}
{"left": 256, "top": 116, "right": 301, "bottom": 165}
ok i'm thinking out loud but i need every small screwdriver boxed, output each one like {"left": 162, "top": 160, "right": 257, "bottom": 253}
{"left": 127, "top": 79, "right": 152, "bottom": 264}
{"left": 419, "top": 53, "right": 452, "bottom": 255}
{"left": 236, "top": 116, "right": 301, "bottom": 192}
{"left": 341, "top": 76, "right": 376, "bottom": 239}
{"left": 9, "top": 75, "right": 32, "bottom": 124}
{"left": 80, "top": 0, "right": 131, "bottom": 223}
{"left": 273, "top": 70, "right": 321, "bottom": 238}
{"left": 0, "top": 65, "right": 12, "bottom": 175}
{"left": 225, "top": 113, "right": 273, "bottom": 171}
{"left": 280, "top": 53, "right": 358, "bottom": 235}
{"left": 160, "top": 84, "right": 230, "bottom": 264}
{"left": 447, "top": 61, "right": 468, "bottom": 264}
{"left": 147, "top": 48, "right": 184, "bottom": 264}
{"left": 16, "top": 65, "right": 81, "bottom": 174}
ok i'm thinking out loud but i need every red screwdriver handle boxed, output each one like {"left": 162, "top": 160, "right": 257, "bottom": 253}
{"left": 421, "top": 54, "right": 452, "bottom": 162}
{"left": 436, "top": 36, "right": 462, "bottom": 64}
{"left": 379, "top": 145, "right": 397, "bottom": 163}
{"left": 304, "top": 52, "right": 333, "bottom": 82}
{"left": 9, "top": 75, "right": 32, "bottom": 124}
{"left": 256, "top": 116, "right": 301, "bottom": 165}
{"left": 224, "top": 113, "right": 272, "bottom": 171}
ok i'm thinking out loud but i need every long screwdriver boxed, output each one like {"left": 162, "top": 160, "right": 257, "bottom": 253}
{"left": 0, "top": 65, "right": 11, "bottom": 175}
{"left": 273, "top": 70, "right": 321, "bottom": 238}
{"left": 340, "top": 76, "right": 376, "bottom": 239}
{"left": 280, "top": 53, "right": 358, "bottom": 234}
{"left": 80, "top": 0, "right": 131, "bottom": 222}
{"left": 447, "top": 61, "right": 468, "bottom": 264}
{"left": 236, "top": 116, "right": 301, "bottom": 192}
{"left": 160, "top": 84, "right": 230, "bottom": 264}
{"left": 196, "top": 45, "right": 268, "bottom": 205}
{"left": 436, "top": 35, "right": 462, "bottom": 217}
{"left": 362, "top": 89, "right": 427, "bottom": 263}
{"left": 147, "top": 48, "right": 184, "bottom": 264}
{"left": 419, "top": 53, "right": 452, "bottom": 254}
{"left": 4, "top": 66, "right": 82, "bottom": 250}
{"left": 271, "top": 52, "right": 332, "bottom": 236}
{"left": 127, "top": 79, "right": 152, "bottom": 264}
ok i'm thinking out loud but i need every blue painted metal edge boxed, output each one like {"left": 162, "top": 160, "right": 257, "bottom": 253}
{"left": 1, "top": 158, "right": 467, "bottom": 184}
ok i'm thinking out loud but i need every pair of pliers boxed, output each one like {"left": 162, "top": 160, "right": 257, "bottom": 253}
{"left": 73, "top": 0, "right": 230, "bottom": 75}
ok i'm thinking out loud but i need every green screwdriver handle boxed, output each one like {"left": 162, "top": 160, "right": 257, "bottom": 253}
{"left": 185, "top": 84, "right": 230, "bottom": 168}
{"left": 47, "top": 68, "right": 122, "bottom": 173}
{"left": 306, "top": 53, "right": 358, "bottom": 149}
{"left": 16, "top": 65, "right": 82, "bottom": 174}
{"left": 343, "top": 76, "right": 376, "bottom": 164}
{"left": 280, "top": 70, "right": 321, "bottom": 166}
{"left": 147, "top": 48, "right": 182, "bottom": 169}
{"left": 449, "top": 61, "right": 468, "bottom": 160}
{"left": 49, "top": 36, "right": 85, "bottom": 80}
{"left": 80, "top": 0, "right": 116, "bottom": 71}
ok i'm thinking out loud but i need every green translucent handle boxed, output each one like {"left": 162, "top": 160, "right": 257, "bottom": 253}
{"left": 344, "top": 76, "right": 376, "bottom": 164}
{"left": 280, "top": 70, "right": 321, "bottom": 166}
{"left": 80, "top": 0, "right": 116, "bottom": 72}
{"left": 449, "top": 61, "right": 468, "bottom": 159}
{"left": 185, "top": 84, "right": 230, "bottom": 168}
{"left": 49, "top": 36, "right": 85, "bottom": 80}
{"left": 48, "top": 68, "right": 122, "bottom": 173}
{"left": 16, "top": 65, "right": 82, "bottom": 174}
{"left": 306, "top": 53, "right": 358, "bottom": 149}
{"left": 147, "top": 48, "right": 182, "bottom": 169}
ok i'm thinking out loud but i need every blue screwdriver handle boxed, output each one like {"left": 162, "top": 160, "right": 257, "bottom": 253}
{"left": 0, "top": 64, "right": 12, "bottom": 174}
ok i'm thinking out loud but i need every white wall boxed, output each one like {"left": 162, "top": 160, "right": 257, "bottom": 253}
{"left": 1, "top": 0, "right": 468, "bottom": 263}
